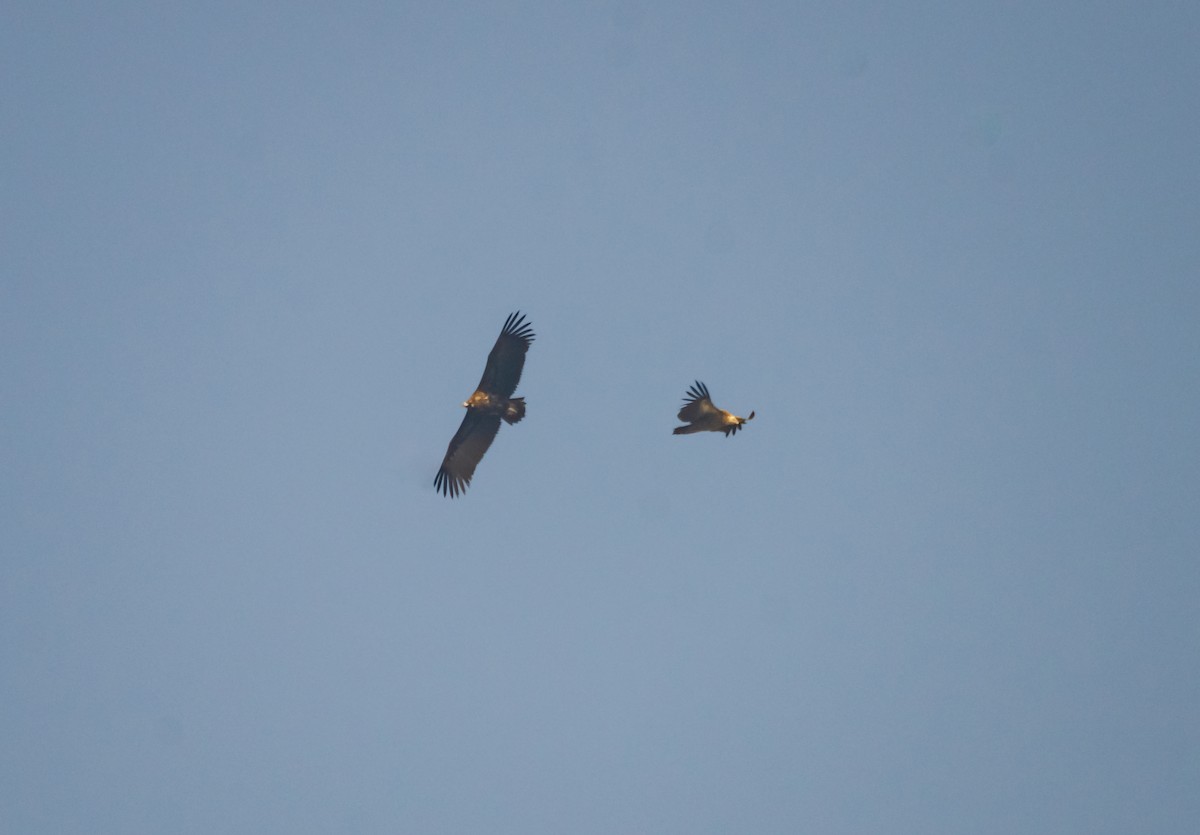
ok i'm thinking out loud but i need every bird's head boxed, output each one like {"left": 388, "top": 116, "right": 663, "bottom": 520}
{"left": 723, "top": 411, "right": 755, "bottom": 437}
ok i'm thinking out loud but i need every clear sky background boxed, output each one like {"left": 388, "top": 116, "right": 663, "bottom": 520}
{"left": 3, "top": 3, "right": 1198, "bottom": 833}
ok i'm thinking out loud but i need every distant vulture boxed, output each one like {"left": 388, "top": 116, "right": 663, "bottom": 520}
{"left": 673, "top": 381, "right": 755, "bottom": 437}
{"left": 435, "top": 312, "right": 535, "bottom": 497}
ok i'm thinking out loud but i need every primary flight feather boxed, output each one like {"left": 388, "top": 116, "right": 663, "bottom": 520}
{"left": 434, "top": 311, "right": 535, "bottom": 498}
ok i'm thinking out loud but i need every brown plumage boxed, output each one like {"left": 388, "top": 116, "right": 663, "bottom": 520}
{"left": 435, "top": 312, "right": 535, "bottom": 498}
{"left": 673, "top": 381, "right": 755, "bottom": 437}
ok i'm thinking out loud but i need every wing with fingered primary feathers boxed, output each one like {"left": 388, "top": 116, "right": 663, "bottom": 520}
{"left": 676, "top": 380, "right": 720, "bottom": 423}
{"left": 476, "top": 311, "right": 534, "bottom": 398}
{"left": 434, "top": 411, "right": 502, "bottom": 498}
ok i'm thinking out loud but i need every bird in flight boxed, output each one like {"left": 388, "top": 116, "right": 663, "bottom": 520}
{"left": 435, "top": 311, "right": 535, "bottom": 498}
{"left": 673, "top": 381, "right": 755, "bottom": 437}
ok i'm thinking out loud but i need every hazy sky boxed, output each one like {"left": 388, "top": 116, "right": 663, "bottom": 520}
{"left": 3, "top": 3, "right": 1198, "bottom": 833}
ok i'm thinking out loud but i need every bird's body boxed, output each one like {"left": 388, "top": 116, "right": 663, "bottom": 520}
{"left": 463, "top": 390, "right": 525, "bottom": 423}
{"left": 673, "top": 381, "right": 754, "bottom": 437}
{"left": 435, "top": 312, "right": 534, "bottom": 497}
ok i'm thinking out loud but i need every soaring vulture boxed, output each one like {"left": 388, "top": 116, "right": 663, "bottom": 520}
{"left": 673, "top": 381, "right": 755, "bottom": 437}
{"left": 434, "top": 311, "right": 535, "bottom": 497}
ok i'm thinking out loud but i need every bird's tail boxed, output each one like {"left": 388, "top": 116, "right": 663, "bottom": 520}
{"left": 503, "top": 397, "right": 526, "bottom": 424}
{"left": 673, "top": 424, "right": 705, "bottom": 435}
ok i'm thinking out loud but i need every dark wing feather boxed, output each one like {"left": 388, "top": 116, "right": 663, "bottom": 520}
{"left": 677, "top": 380, "right": 717, "bottom": 422}
{"left": 476, "top": 311, "right": 535, "bottom": 398}
{"left": 434, "top": 411, "right": 502, "bottom": 498}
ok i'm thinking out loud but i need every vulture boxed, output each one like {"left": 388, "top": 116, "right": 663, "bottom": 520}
{"left": 434, "top": 311, "right": 535, "bottom": 497}
{"left": 673, "top": 381, "right": 755, "bottom": 437}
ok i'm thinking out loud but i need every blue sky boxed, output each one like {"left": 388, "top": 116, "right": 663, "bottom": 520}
{"left": 3, "top": 3, "right": 1198, "bottom": 833}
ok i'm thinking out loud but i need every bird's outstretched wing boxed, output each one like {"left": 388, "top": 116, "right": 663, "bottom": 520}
{"left": 434, "top": 411, "right": 502, "bottom": 498}
{"left": 676, "top": 380, "right": 720, "bottom": 423}
{"left": 476, "top": 311, "right": 535, "bottom": 398}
